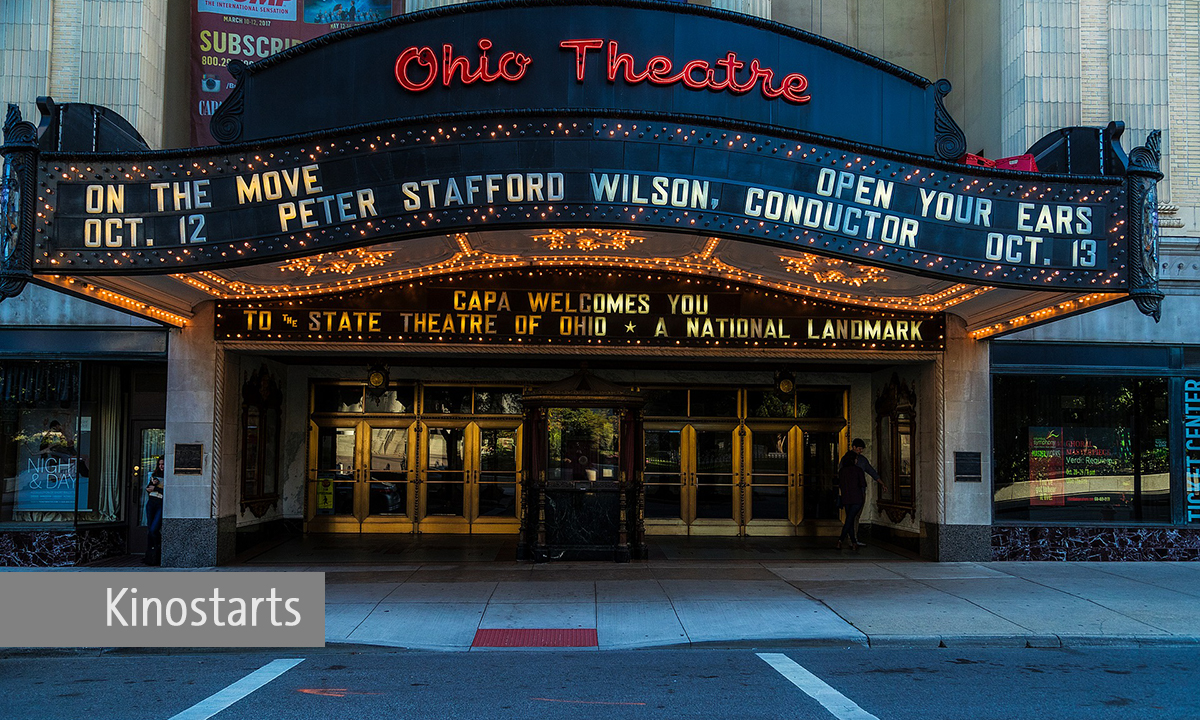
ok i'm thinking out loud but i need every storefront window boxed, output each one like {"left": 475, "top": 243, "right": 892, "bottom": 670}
{"left": 1, "top": 362, "right": 127, "bottom": 526}
{"left": 992, "top": 376, "right": 1169, "bottom": 522}
{"left": 424, "top": 386, "right": 473, "bottom": 414}
{"left": 643, "top": 389, "right": 688, "bottom": 418}
{"left": 689, "top": 390, "right": 738, "bottom": 418}
{"left": 313, "top": 385, "right": 364, "bottom": 413}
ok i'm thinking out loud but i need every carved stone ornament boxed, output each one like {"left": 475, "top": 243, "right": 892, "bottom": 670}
{"left": 0, "top": 104, "right": 36, "bottom": 303}
{"left": 1126, "top": 130, "right": 1164, "bottom": 321}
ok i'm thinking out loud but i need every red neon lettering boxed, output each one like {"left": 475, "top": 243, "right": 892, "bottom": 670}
{"left": 560, "top": 39, "right": 604, "bottom": 81}
{"left": 713, "top": 53, "right": 746, "bottom": 93}
{"left": 443, "top": 43, "right": 480, "bottom": 85}
{"left": 681, "top": 59, "right": 712, "bottom": 90}
{"left": 561, "top": 39, "right": 810, "bottom": 104}
{"left": 395, "top": 39, "right": 531, "bottom": 92}
{"left": 395, "top": 46, "right": 437, "bottom": 91}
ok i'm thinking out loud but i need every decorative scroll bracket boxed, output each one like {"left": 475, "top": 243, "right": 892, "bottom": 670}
{"left": 1127, "top": 130, "right": 1164, "bottom": 321}
{"left": 0, "top": 104, "right": 37, "bottom": 303}
{"left": 210, "top": 59, "right": 248, "bottom": 144}
{"left": 933, "top": 79, "right": 967, "bottom": 162}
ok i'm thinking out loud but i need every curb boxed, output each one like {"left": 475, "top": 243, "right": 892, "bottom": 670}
{"left": 7, "top": 634, "right": 1200, "bottom": 657}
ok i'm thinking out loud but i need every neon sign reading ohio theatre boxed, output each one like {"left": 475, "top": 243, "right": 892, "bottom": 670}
{"left": 394, "top": 38, "right": 811, "bottom": 104}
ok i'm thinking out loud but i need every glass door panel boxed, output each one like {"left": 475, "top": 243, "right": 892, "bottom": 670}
{"left": 314, "top": 426, "right": 357, "bottom": 517}
{"left": 476, "top": 426, "right": 519, "bottom": 519}
{"left": 803, "top": 431, "right": 842, "bottom": 521}
{"left": 693, "top": 428, "right": 735, "bottom": 521}
{"left": 137, "top": 427, "right": 165, "bottom": 528}
{"left": 425, "top": 425, "right": 467, "bottom": 518}
{"left": 367, "top": 426, "right": 409, "bottom": 517}
{"left": 128, "top": 425, "right": 165, "bottom": 553}
{"left": 644, "top": 428, "right": 683, "bottom": 520}
{"left": 748, "top": 428, "right": 791, "bottom": 521}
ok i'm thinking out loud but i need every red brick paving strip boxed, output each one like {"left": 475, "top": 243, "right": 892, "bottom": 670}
{"left": 472, "top": 628, "right": 599, "bottom": 647}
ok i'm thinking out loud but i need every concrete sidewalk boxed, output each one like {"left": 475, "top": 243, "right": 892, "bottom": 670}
{"left": 6, "top": 556, "right": 1200, "bottom": 651}
{"left": 302, "top": 559, "right": 1200, "bottom": 650}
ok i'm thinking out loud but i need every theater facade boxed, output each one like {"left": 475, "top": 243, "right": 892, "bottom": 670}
{"left": 0, "top": 0, "right": 1181, "bottom": 565}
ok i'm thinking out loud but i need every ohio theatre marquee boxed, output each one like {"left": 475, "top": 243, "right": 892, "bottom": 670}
{"left": 0, "top": 0, "right": 1164, "bottom": 324}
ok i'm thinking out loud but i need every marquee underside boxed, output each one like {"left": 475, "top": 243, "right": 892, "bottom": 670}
{"left": 36, "top": 228, "right": 1123, "bottom": 340}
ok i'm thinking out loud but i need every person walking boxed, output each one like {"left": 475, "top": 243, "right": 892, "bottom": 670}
{"left": 836, "top": 438, "right": 885, "bottom": 550}
{"left": 836, "top": 452, "right": 866, "bottom": 550}
{"left": 144, "top": 456, "right": 164, "bottom": 566}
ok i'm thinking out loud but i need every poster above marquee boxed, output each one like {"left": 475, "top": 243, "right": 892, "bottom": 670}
{"left": 214, "top": 270, "right": 946, "bottom": 350}
{"left": 190, "top": 0, "right": 405, "bottom": 147}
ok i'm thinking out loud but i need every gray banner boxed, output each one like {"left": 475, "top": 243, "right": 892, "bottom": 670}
{"left": 0, "top": 571, "right": 324, "bottom": 648}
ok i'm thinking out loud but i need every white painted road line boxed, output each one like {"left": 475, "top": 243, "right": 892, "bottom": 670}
{"left": 758, "top": 652, "right": 880, "bottom": 720}
{"left": 167, "top": 658, "right": 305, "bottom": 720}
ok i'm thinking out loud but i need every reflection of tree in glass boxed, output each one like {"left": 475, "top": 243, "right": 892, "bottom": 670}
{"left": 644, "top": 430, "right": 680, "bottom": 473}
{"left": 750, "top": 391, "right": 792, "bottom": 418}
{"left": 548, "top": 409, "right": 618, "bottom": 473}
{"left": 475, "top": 390, "right": 523, "bottom": 414}
{"left": 695, "top": 433, "right": 732, "bottom": 473}
{"left": 480, "top": 430, "right": 517, "bottom": 471}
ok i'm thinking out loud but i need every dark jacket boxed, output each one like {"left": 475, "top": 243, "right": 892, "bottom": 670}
{"left": 839, "top": 450, "right": 880, "bottom": 482}
{"left": 838, "top": 458, "right": 867, "bottom": 506}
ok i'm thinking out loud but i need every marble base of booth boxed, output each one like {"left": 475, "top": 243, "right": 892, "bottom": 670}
{"left": 0, "top": 527, "right": 126, "bottom": 567}
{"left": 993, "top": 526, "right": 1200, "bottom": 561}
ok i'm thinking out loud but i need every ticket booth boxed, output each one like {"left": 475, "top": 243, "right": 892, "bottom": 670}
{"left": 518, "top": 370, "right": 644, "bottom": 562}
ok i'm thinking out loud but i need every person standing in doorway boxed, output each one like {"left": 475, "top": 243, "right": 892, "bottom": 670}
{"left": 836, "top": 452, "right": 866, "bottom": 550}
{"left": 144, "top": 456, "right": 164, "bottom": 566}
{"left": 837, "top": 438, "right": 885, "bottom": 549}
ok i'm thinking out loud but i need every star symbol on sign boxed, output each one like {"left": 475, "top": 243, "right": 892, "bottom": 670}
{"left": 625, "top": 322, "right": 637, "bottom": 333}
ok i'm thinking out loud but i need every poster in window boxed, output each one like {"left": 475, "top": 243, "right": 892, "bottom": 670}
{"left": 13, "top": 408, "right": 91, "bottom": 512}
{"left": 1028, "top": 427, "right": 1064, "bottom": 506}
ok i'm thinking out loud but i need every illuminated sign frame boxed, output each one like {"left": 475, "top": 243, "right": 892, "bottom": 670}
{"left": 215, "top": 269, "right": 947, "bottom": 350}
{"left": 30, "top": 115, "right": 1129, "bottom": 291}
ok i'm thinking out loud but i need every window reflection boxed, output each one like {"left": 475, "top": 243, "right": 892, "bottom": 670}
{"left": 993, "top": 376, "right": 1169, "bottom": 522}
{"left": 547, "top": 408, "right": 618, "bottom": 483}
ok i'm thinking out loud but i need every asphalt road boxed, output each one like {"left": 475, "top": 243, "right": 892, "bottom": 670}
{"left": 1, "top": 646, "right": 1194, "bottom": 720}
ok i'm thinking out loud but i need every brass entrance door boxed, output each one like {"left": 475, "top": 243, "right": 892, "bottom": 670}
{"left": 643, "top": 423, "right": 742, "bottom": 534}
{"left": 308, "top": 419, "right": 417, "bottom": 532}
{"left": 418, "top": 421, "right": 522, "bottom": 534}
{"left": 690, "top": 425, "right": 741, "bottom": 534}
{"left": 364, "top": 421, "right": 416, "bottom": 532}
{"left": 743, "top": 425, "right": 803, "bottom": 535}
{"left": 643, "top": 423, "right": 803, "bottom": 535}
{"left": 307, "top": 417, "right": 522, "bottom": 534}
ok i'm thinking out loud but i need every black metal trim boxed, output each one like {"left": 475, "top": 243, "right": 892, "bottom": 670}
{"left": 42, "top": 107, "right": 1123, "bottom": 187}
{"left": 210, "top": 59, "right": 248, "bottom": 144}
{"left": 0, "top": 104, "right": 37, "bottom": 303}
{"left": 1126, "top": 130, "right": 1164, "bottom": 320}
